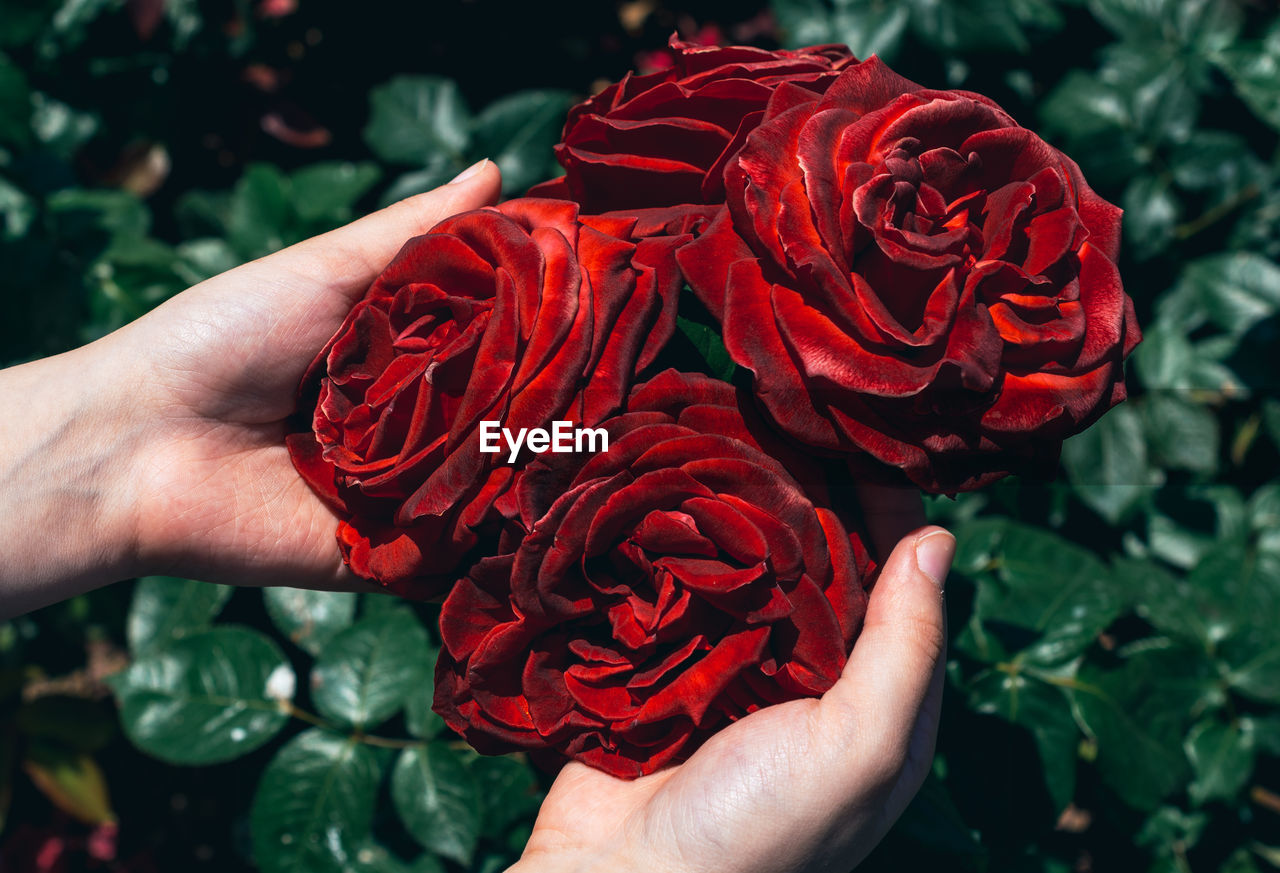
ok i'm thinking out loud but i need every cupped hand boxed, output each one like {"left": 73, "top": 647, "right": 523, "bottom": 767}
{"left": 107, "top": 161, "right": 501, "bottom": 591}
{"left": 512, "top": 488, "right": 952, "bottom": 873}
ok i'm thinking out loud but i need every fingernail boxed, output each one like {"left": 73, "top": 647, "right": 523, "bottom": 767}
{"left": 448, "top": 158, "right": 489, "bottom": 185}
{"left": 914, "top": 530, "right": 955, "bottom": 589}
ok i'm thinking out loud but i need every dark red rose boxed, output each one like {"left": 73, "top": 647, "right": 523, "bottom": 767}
{"left": 433, "top": 370, "right": 872, "bottom": 778}
{"left": 529, "top": 37, "right": 853, "bottom": 212}
{"left": 678, "top": 57, "right": 1141, "bottom": 493}
{"left": 286, "top": 199, "right": 686, "bottom": 597}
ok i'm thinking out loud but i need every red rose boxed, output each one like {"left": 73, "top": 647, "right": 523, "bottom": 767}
{"left": 286, "top": 199, "right": 685, "bottom": 597}
{"left": 433, "top": 370, "right": 872, "bottom": 777}
{"left": 529, "top": 38, "right": 853, "bottom": 212}
{"left": 678, "top": 57, "right": 1141, "bottom": 492}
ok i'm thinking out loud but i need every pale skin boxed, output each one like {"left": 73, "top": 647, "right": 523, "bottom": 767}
{"left": 0, "top": 160, "right": 955, "bottom": 873}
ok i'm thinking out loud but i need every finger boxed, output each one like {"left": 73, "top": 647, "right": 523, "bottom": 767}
{"left": 260, "top": 158, "right": 502, "bottom": 302}
{"left": 818, "top": 526, "right": 951, "bottom": 779}
{"left": 855, "top": 482, "right": 925, "bottom": 565}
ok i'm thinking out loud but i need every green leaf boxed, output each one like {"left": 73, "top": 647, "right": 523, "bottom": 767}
{"left": 1170, "top": 131, "right": 1267, "bottom": 204}
{"left": 0, "top": 52, "right": 31, "bottom": 147}
{"left": 28, "top": 91, "right": 98, "bottom": 158}
{"left": 364, "top": 76, "right": 471, "bottom": 166}
{"left": 48, "top": 188, "right": 150, "bottom": 242}
{"left": 163, "top": 0, "right": 202, "bottom": 49}
{"left": 175, "top": 188, "right": 232, "bottom": 239}
{"left": 1098, "top": 43, "right": 1199, "bottom": 145}
{"left": 1266, "top": 400, "right": 1280, "bottom": 448}
{"left": 227, "top": 163, "right": 291, "bottom": 257}
{"left": 251, "top": 729, "right": 384, "bottom": 873}
{"left": 0, "top": 176, "right": 37, "bottom": 239}
{"left": 1040, "top": 70, "right": 1133, "bottom": 141}
{"left": 1185, "top": 719, "right": 1256, "bottom": 806}
{"left": 1089, "top": 0, "right": 1241, "bottom": 53}
{"left": 1186, "top": 541, "right": 1280, "bottom": 641}
{"left": 909, "top": 0, "right": 1038, "bottom": 54}
{"left": 310, "top": 609, "right": 431, "bottom": 730}
{"left": 1182, "top": 253, "right": 1280, "bottom": 340}
{"left": 1133, "top": 323, "right": 1243, "bottom": 397}
{"left": 829, "top": 2, "right": 912, "bottom": 60}
{"left": 22, "top": 746, "right": 114, "bottom": 825}
{"left": 1220, "top": 625, "right": 1280, "bottom": 704}
{"left": 1123, "top": 174, "right": 1180, "bottom": 260}
{"left": 1061, "top": 403, "right": 1157, "bottom": 524}
{"left": 1042, "top": 44, "right": 1198, "bottom": 180}
{"left": 1219, "top": 849, "right": 1265, "bottom": 873}
{"left": 403, "top": 645, "right": 444, "bottom": 740}
{"left": 1141, "top": 394, "right": 1219, "bottom": 474}
{"left": 1145, "top": 512, "right": 1218, "bottom": 570}
{"left": 1243, "top": 715, "right": 1280, "bottom": 757}
{"left": 1071, "top": 644, "right": 1215, "bottom": 810}
{"left": 1248, "top": 482, "right": 1280, "bottom": 532}
{"left": 1115, "top": 557, "right": 1212, "bottom": 645}
{"left": 470, "top": 90, "right": 573, "bottom": 195}
{"left": 773, "top": 0, "right": 840, "bottom": 48}
{"left": 263, "top": 588, "right": 358, "bottom": 657}
{"left": 1214, "top": 21, "right": 1280, "bottom": 131}
{"left": 111, "top": 626, "right": 293, "bottom": 765}
{"left": 676, "top": 315, "right": 737, "bottom": 382}
{"left": 176, "top": 237, "right": 241, "bottom": 280}
{"left": 391, "top": 743, "right": 481, "bottom": 866}
{"left": 968, "top": 670, "right": 1079, "bottom": 812}
{"left": 471, "top": 755, "right": 542, "bottom": 840}
{"left": 1136, "top": 805, "right": 1208, "bottom": 853}
{"left": 45, "top": 0, "right": 117, "bottom": 49}
{"left": 289, "top": 162, "right": 381, "bottom": 224}
{"left": 967, "top": 523, "right": 1122, "bottom": 665}
{"left": 360, "top": 591, "right": 406, "bottom": 619}
{"left": 407, "top": 855, "right": 446, "bottom": 873}
{"left": 347, "top": 843, "right": 444, "bottom": 873}
{"left": 126, "top": 576, "right": 233, "bottom": 656}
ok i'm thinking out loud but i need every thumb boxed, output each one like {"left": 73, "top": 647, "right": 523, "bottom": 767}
{"left": 818, "top": 526, "right": 952, "bottom": 792}
{"left": 259, "top": 158, "right": 503, "bottom": 303}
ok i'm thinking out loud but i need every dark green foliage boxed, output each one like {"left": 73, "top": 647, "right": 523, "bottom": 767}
{"left": 1, "top": 1, "right": 1278, "bottom": 872}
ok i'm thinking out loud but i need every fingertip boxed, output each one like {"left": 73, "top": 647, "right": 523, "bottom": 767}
{"left": 447, "top": 157, "right": 493, "bottom": 186}
{"left": 911, "top": 527, "right": 954, "bottom": 590}
{"left": 444, "top": 157, "right": 502, "bottom": 204}
{"left": 391, "top": 159, "right": 501, "bottom": 223}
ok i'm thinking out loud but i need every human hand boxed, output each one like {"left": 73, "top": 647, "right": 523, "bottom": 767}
{"left": 0, "top": 161, "right": 500, "bottom": 615}
{"left": 510, "top": 488, "right": 951, "bottom": 873}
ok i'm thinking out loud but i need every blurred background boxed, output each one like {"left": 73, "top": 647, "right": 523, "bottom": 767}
{"left": 1, "top": 0, "right": 1278, "bottom": 871}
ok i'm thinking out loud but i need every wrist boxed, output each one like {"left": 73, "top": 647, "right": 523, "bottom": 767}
{"left": 0, "top": 340, "right": 147, "bottom": 615}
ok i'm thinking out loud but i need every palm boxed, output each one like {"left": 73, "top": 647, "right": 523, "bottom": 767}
{"left": 526, "top": 699, "right": 825, "bottom": 867}
{"left": 110, "top": 170, "right": 502, "bottom": 588}
{"left": 519, "top": 488, "right": 945, "bottom": 873}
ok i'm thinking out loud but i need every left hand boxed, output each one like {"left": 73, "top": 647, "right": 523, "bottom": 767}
{"left": 0, "top": 161, "right": 500, "bottom": 615}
